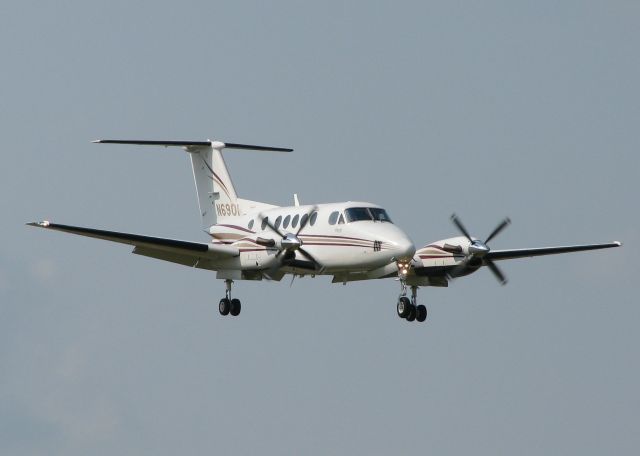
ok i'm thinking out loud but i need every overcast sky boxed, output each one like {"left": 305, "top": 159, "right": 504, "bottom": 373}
{"left": 1, "top": 1, "right": 638, "bottom": 455}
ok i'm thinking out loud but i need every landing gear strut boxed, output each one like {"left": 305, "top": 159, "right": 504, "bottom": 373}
{"left": 219, "top": 279, "right": 241, "bottom": 317}
{"left": 397, "top": 282, "right": 427, "bottom": 323}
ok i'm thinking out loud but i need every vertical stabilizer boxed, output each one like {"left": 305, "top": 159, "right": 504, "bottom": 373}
{"left": 189, "top": 142, "right": 239, "bottom": 230}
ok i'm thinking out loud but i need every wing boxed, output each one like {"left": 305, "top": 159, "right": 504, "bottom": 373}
{"left": 27, "top": 221, "right": 238, "bottom": 270}
{"left": 486, "top": 242, "right": 621, "bottom": 261}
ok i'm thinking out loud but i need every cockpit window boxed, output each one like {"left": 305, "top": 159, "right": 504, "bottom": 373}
{"left": 338, "top": 213, "right": 345, "bottom": 224}
{"left": 344, "top": 207, "right": 393, "bottom": 223}
{"left": 369, "top": 208, "right": 392, "bottom": 223}
{"left": 328, "top": 211, "right": 339, "bottom": 225}
{"left": 345, "top": 207, "right": 373, "bottom": 222}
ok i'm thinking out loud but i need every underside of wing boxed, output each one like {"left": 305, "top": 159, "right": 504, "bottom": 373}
{"left": 486, "top": 242, "right": 621, "bottom": 261}
{"left": 27, "top": 221, "right": 238, "bottom": 270}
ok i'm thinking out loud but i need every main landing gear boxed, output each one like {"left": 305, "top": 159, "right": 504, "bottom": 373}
{"left": 219, "top": 279, "right": 241, "bottom": 317}
{"left": 397, "top": 284, "right": 427, "bottom": 323}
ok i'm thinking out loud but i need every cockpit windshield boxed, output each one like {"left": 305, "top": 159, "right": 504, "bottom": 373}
{"left": 344, "top": 207, "right": 393, "bottom": 223}
{"left": 345, "top": 207, "right": 371, "bottom": 222}
{"left": 370, "top": 208, "right": 392, "bottom": 222}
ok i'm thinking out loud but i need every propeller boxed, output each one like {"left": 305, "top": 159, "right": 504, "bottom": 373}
{"left": 257, "top": 205, "right": 323, "bottom": 272}
{"left": 448, "top": 214, "right": 511, "bottom": 285}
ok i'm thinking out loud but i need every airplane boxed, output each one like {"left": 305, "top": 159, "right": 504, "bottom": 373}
{"left": 28, "top": 139, "right": 621, "bottom": 323}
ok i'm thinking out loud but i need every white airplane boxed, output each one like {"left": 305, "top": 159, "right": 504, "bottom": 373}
{"left": 28, "top": 139, "right": 621, "bottom": 322}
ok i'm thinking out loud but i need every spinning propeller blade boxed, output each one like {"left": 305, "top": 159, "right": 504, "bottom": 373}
{"left": 450, "top": 214, "right": 473, "bottom": 242}
{"left": 485, "top": 218, "right": 511, "bottom": 244}
{"left": 485, "top": 259, "right": 507, "bottom": 285}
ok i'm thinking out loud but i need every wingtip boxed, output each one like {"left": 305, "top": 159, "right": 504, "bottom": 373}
{"left": 614, "top": 241, "right": 622, "bottom": 247}
{"left": 91, "top": 139, "right": 102, "bottom": 143}
{"left": 26, "top": 220, "right": 51, "bottom": 227}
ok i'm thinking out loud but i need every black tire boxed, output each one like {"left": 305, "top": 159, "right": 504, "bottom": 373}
{"left": 416, "top": 305, "right": 427, "bottom": 322}
{"left": 230, "top": 298, "right": 241, "bottom": 316}
{"left": 397, "top": 297, "right": 411, "bottom": 318}
{"left": 219, "top": 298, "right": 230, "bottom": 316}
{"left": 406, "top": 305, "right": 417, "bottom": 322}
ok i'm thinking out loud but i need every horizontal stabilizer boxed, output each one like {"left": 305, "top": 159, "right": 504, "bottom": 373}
{"left": 92, "top": 139, "right": 292, "bottom": 152}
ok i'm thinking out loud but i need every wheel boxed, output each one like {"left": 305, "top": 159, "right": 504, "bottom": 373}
{"left": 219, "top": 298, "right": 230, "bottom": 316}
{"left": 230, "top": 298, "right": 241, "bottom": 316}
{"left": 406, "top": 305, "right": 417, "bottom": 322}
{"left": 397, "top": 297, "right": 411, "bottom": 318}
{"left": 416, "top": 305, "right": 427, "bottom": 322}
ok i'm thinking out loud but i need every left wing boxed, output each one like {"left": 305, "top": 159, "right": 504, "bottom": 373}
{"left": 486, "top": 242, "right": 621, "bottom": 261}
{"left": 27, "top": 221, "right": 239, "bottom": 270}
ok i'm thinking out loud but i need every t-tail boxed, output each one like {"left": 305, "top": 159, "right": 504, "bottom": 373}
{"left": 92, "top": 139, "right": 292, "bottom": 230}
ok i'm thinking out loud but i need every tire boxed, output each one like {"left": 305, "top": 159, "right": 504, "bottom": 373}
{"left": 219, "top": 298, "right": 230, "bottom": 316}
{"left": 230, "top": 298, "right": 241, "bottom": 316}
{"left": 416, "top": 305, "right": 427, "bottom": 322}
{"left": 406, "top": 305, "right": 416, "bottom": 322}
{"left": 397, "top": 297, "right": 411, "bottom": 318}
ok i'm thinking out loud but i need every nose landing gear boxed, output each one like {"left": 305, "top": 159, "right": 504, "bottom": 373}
{"left": 219, "top": 279, "right": 241, "bottom": 317}
{"left": 397, "top": 283, "right": 427, "bottom": 323}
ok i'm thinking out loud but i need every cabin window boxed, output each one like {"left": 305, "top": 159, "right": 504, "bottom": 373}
{"left": 300, "top": 213, "right": 309, "bottom": 228}
{"left": 328, "top": 211, "right": 339, "bottom": 225}
{"left": 261, "top": 217, "right": 269, "bottom": 230}
{"left": 283, "top": 215, "right": 291, "bottom": 229}
{"left": 275, "top": 215, "right": 282, "bottom": 230}
{"left": 248, "top": 219, "right": 254, "bottom": 230}
{"left": 309, "top": 211, "right": 318, "bottom": 226}
{"left": 292, "top": 214, "right": 300, "bottom": 229}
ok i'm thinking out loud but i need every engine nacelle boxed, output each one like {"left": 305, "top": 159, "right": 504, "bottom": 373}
{"left": 414, "top": 236, "right": 481, "bottom": 277}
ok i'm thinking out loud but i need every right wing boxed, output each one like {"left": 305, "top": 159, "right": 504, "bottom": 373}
{"left": 27, "top": 221, "right": 239, "bottom": 270}
{"left": 486, "top": 242, "right": 621, "bottom": 261}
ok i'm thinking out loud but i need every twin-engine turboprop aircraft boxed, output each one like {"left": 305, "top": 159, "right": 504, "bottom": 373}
{"left": 28, "top": 139, "right": 621, "bottom": 322}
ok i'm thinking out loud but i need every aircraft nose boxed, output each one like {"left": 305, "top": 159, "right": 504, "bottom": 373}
{"left": 392, "top": 234, "right": 415, "bottom": 260}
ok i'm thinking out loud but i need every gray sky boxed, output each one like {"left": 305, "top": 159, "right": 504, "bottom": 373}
{"left": 2, "top": 1, "right": 638, "bottom": 454}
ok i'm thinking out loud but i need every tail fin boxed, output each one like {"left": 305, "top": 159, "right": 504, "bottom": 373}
{"left": 93, "top": 139, "right": 292, "bottom": 230}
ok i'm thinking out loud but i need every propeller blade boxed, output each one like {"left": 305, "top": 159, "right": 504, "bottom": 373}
{"left": 485, "top": 259, "right": 508, "bottom": 285}
{"left": 258, "top": 213, "right": 285, "bottom": 239}
{"left": 296, "top": 205, "right": 318, "bottom": 236}
{"left": 485, "top": 218, "right": 511, "bottom": 244}
{"left": 451, "top": 214, "right": 473, "bottom": 242}
{"left": 297, "top": 247, "right": 323, "bottom": 271}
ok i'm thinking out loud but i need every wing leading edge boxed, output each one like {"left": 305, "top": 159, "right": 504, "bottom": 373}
{"left": 27, "top": 221, "right": 239, "bottom": 270}
{"left": 486, "top": 242, "right": 621, "bottom": 261}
